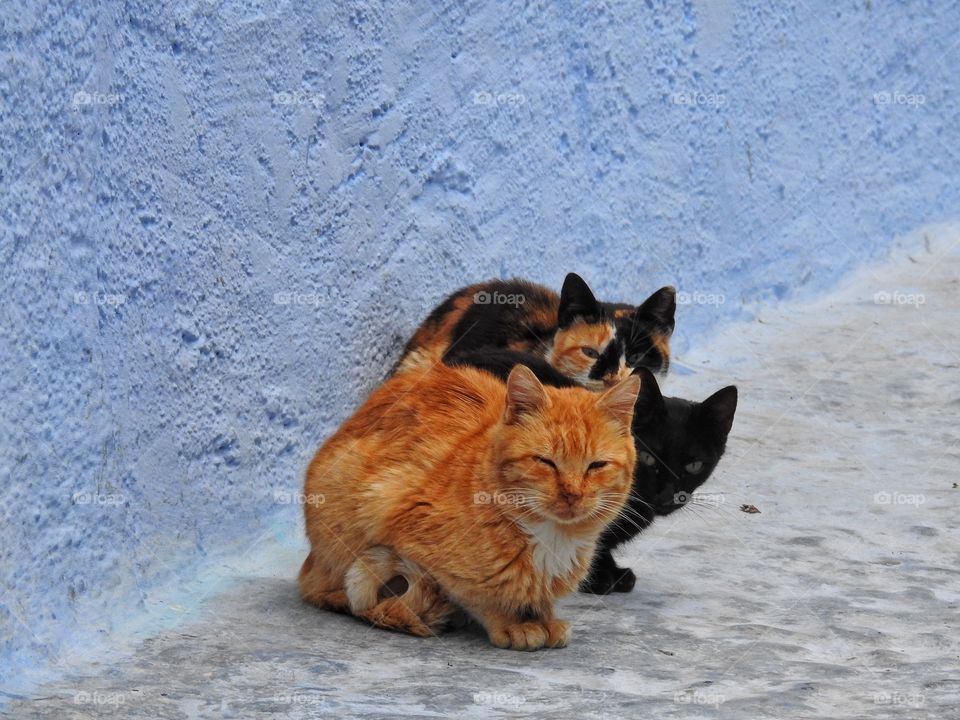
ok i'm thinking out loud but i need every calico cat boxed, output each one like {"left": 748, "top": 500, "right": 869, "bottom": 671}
{"left": 395, "top": 272, "right": 675, "bottom": 389}
{"left": 299, "top": 362, "right": 641, "bottom": 650}
{"left": 446, "top": 349, "right": 738, "bottom": 595}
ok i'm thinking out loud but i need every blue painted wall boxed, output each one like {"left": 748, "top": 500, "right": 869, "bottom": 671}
{"left": 1, "top": 0, "right": 957, "bottom": 685}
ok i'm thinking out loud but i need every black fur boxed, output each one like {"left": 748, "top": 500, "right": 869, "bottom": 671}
{"left": 446, "top": 350, "right": 737, "bottom": 596}
{"left": 516, "top": 605, "right": 544, "bottom": 622}
{"left": 557, "top": 272, "right": 605, "bottom": 328}
{"left": 446, "top": 279, "right": 560, "bottom": 356}
{"left": 584, "top": 369, "right": 737, "bottom": 594}
{"left": 604, "top": 286, "right": 676, "bottom": 374}
{"left": 436, "top": 274, "right": 608, "bottom": 358}
{"left": 587, "top": 333, "right": 627, "bottom": 384}
{"left": 446, "top": 348, "right": 581, "bottom": 388}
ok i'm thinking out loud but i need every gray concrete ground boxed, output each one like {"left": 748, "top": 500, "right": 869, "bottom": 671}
{"left": 6, "top": 226, "right": 959, "bottom": 719}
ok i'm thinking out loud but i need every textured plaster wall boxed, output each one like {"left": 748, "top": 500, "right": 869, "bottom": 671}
{"left": 1, "top": 0, "right": 957, "bottom": 683}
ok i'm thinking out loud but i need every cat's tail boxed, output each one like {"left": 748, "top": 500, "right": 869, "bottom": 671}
{"left": 345, "top": 546, "right": 460, "bottom": 637}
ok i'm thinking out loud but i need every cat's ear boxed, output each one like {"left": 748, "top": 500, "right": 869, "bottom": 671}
{"left": 597, "top": 374, "right": 642, "bottom": 429}
{"left": 698, "top": 386, "right": 738, "bottom": 438}
{"left": 504, "top": 364, "right": 551, "bottom": 424}
{"left": 557, "top": 273, "right": 601, "bottom": 328}
{"left": 631, "top": 367, "right": 666, "bottom": 423}
{"left": 636, "top": 286, "right": 677, "bottom": 334}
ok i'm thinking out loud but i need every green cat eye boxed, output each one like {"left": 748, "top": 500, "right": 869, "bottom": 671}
{"left": 638, "top": 451, "right": 657, "bottom": 467}
{"left": 587, "top": 460, "right": 608, "bottom": 471}
{"left": 685, "top": 461, "right": 704, "bottom": 474}
{"left": 581, "top": 347, "right": 600, "bottom": 359}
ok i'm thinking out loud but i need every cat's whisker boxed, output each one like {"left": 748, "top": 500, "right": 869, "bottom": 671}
{"left": 593, "top": 503, "right": 645, "bottom": 532}
{"left": 617, "top": 508, "right": 653, "bottom": 528}
{"left": 682, "top": 503, "right": 720, "bottom": 525}
{"left": 605, "top": 512, "right": 646, "bottom": 535}
{"left": 686, "top": 498, "right": 729, "bottom": 516}
{"left": 492, "top": 504, "right": 540, "bottom": 525}
{"left": 609, "top": 503, "right": 649, "bottom": 522}
{"left": 627, "top": 494, "right": 655, "bottom": 511}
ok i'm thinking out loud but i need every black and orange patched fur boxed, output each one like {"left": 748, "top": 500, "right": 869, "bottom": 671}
{"left": 604, "top": 289, "right": 676, "bottom": 374}
{"left": 395, "top": 273, "right": 676, "bottom": 387}
{"left": 299, "top": 363, "right": 641, "bottom": 650}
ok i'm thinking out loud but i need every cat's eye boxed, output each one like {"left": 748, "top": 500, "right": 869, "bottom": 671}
{"left": 685, "top": 460, "right": 704, "bottom": 474}
{"left": 581, "top": 347, "right": 600, "bottom": 359}
{"left": 638, "top": 451, "right": 657, "bottom": 467}
{"left": 587, "top": 460, "right": 608, "bottom": 471}
{"left": 534, "top": 455, "right": 557, "bottom": 470}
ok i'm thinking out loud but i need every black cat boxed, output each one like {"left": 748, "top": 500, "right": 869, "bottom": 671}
{"left": 445, "top": 348, "right": 738, "bottom": 595}
{"left": 586, "top": 370, "right": 737, "bottom": 594}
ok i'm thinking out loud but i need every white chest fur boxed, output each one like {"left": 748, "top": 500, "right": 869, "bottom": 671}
{"left": 520, "top": 520, "right": 593, "bottom": 579}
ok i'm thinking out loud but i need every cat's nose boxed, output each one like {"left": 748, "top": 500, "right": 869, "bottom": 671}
{"left": 559, "top": 490, "right": 582, "bottom": 508}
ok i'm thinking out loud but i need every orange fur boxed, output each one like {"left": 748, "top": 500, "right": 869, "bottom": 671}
{"left": 395, "top": 284, "right": 487, "bottom": 373}
{"left": 299, "top": 364, "right": 640, "bottom": 649}
{"left": 652, "top": 333, "right": 671, "bottom": 367}
{"left": 547, "top": 320, "right": 630, "bottom": 388}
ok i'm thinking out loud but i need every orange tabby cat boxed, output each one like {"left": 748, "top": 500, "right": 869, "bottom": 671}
{"left": 299, "top": 363, "right": 640, "bottom": 650}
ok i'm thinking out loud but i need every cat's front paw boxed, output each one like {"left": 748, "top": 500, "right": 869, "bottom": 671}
{"left": 489, "top": 619, "right": 571, "bottom": 650}
{"left": 612, "top": 567, "right": 636, "bottom": 592}
{"left": 580, "top": 568, "right": 618, "bottom": 595}
{"left": 580, "top": 565, "right": 636, "bottom": 594}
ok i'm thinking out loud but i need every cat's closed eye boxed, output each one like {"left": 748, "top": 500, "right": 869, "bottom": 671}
{"left": 587, "top": 460, "right": 608, "bottom": 471}
{"left": 580, "top": 347, "right": 600, "bottom": 359}
{"left": 684, "top": 460, "right": 704, "bottom": 474}
{"left": 535, "top": 455, "right": 558, "bottom": 469}
{"left": 638, "top": 451, "right": 657, "bottom": 467}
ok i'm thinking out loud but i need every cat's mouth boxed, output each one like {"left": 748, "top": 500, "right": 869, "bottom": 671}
{"left": 539, "top": 501, "right": 607, "bottom": 525}
{"left": 550, "top": 506, "right": 584, "bottom": 523}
